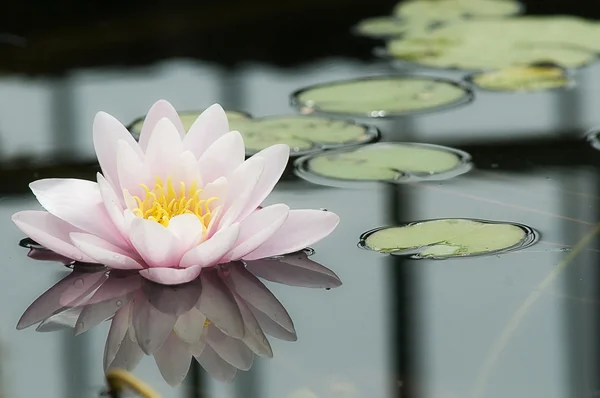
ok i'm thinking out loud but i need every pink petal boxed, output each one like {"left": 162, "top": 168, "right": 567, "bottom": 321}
{"left": 206, "top": 324, "right": 253, "bottom": 370}
{"left": 167, "top": 214, "right": 204, "bottom": 256}
{"left": 197, "top": 131, "right": 245, "bottom": 184}
{"left": 128, "top": 217, "right": 181, "bottom": 268}
{"left": 237, "top": 144, "right": 290, "bottom": 220}
{"left": 179, "top": 223, "right": 240, "bottom": 268}
{"left": 197, "top": 269, "right": 244, "bottom": 338}
{"left": 132, "top": 292, "right": 178, "bottom": 354}
{"left": 183, "top": 104, "right": 229, "bottom": 159}
{"left": 243, "top": 209, "right": 340, "bottom": 260}
{"left": 234, "top": 295, "right": 273, "bottom": 358}
{"left": 104, "top": 301, "right": 132, "bottom": 371}
{"left": 93, "top": 111, "right": 144, "bottom": 191}
{"left": 248, "top": 302, "right": 297, "bottom": 342}
{"left": 97, "top": 173, "right": 128, "bottom": 237}
{"left": 70, "top": 233, "right": 144, "bottom": 270}
{"left": 245, "top": 251, "right": 342, "bottom": 289}
{"left": 154, "top": 332, "right": 193, "bottom": 387}
{"left": 29, "top": 178, "right": 125, "bottom": 248}
{"left": 195, "top": 345, "right": 237, "bottom": 383}
{"left": 174, "top": 307, "right": 206, "bottom": 344}
{"left": 220, "top": 263, "right": 294, "bottom": 333}
{"left": 215, "top": 157, "right": 265, "bottom": 231}
{"left": 144, "top": 117, "right": 185, "bottom": 179}
{"left": 12, "top": 211, "right": 94, "bottom": 263}
{"left": 138, "top": 100, "right": 186, "bottom": 152}
{"left": 222, "top": 204, "right": 289, "bottom": 261}
{"left": 172, "top": 150, "right": 202, "bottom": 188}
{"left": 139, "top": 265, "right": 203, "bottom": 285}
{"left": 116, "top": 140, "right": 150, "bottom": 199}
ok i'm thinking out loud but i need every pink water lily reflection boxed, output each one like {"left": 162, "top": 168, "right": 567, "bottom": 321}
{"left": 17, "top": 248, "right": 341, "bottom": 386}
{"left": 11, "top": 100, "right": 339, "bottom": 285}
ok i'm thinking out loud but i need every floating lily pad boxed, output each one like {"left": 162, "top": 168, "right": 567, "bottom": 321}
{"left": 353, "top": 16, "right": 430, "bottom": 38}
{"left": 394, "top": 0, "right": 522, "bottom": 20}
{"left": 291, "top": 76, "right": 473, "bottom": 117}
{"left": 469, "top": 65, "right": 573, "bottom": 91}
{"left": 228, "top": 116, "right": 379, "bottom": 155}
{"left": 128, "top": 109, "right": 251, "bottom": 138}
{"left": 386, "top": 16, "right": 600, "bottom": 70}
{"left": 294, "top": 142, "right": 472, "bottom": 187}
{"left": 359, "top": 218, "right": 537, "bottom": 259}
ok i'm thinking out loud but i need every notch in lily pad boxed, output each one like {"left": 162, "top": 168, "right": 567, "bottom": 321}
{"left": 359, "top": 218, "right": 538, "bottom": 259}
{"left": 294, "top": 142, "right": 472, "bottom": 188}
{"left": 290, "top": 76, "right": 474, "bottom": 118}
{"left": 467, "top": 63, "right": 574, "bottom": 92}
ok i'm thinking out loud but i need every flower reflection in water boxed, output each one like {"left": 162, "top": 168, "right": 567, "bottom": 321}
{"left": 17, "top": 240, "right": 341, "bottom": 386}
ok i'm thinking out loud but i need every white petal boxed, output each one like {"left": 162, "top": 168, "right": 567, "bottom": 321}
{"left": 116, "top": 140, "right": 150, "bottom": 199}
{"left": 97, "top": 173, "right": 127, "bottom": 237}
{"left": 139, "top": 265, "right": 203, "bottom": 285}
{"left": 139, "top": 100, "right": 186, "bottom": 151}
{"left": 222, "top": 204, "right": 289, "bottom": 261}
{"left": 183, "top": 104, "right": 229, "bottom": 158}
{"left": 179, "top": 223, "right": 240, "bottom": 268}
{"left": 167, "top": 214, "right": 204, "bottom": 255}
{"left": 197, "top": 131, "right": 245, "bottom": 184}
{"left": 144, "top": 118, "right": 185, "bottom": 179}
{"left": 243, "top": 210, "right": 340, "bottom": 260}
{"left": 128, "top": 217, "right": 181, "bottom": 268}
{"left": 70, "top": 233, "right": 143, "bottom": 270}
{"left": 172, "top": 150, "right": 202, "bottom": 188}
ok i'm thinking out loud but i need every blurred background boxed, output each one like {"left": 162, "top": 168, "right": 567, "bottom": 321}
{"left": 3, "top": 0, "right": 600, "bottom": 397}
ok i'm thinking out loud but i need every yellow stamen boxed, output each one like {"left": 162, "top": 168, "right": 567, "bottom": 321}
{"left": 131, "top": 176, "right": 218, "bottom": 228}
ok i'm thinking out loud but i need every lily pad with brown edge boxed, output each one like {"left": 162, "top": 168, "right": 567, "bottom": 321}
{"left": 359, "top": 218, "right": 537, "bottom": 259}
{"left": 128, "top": 109, "right": 251, "bottom": 139}
{"left": 469, "top": 64, "right": 573, "bottom": 92}
{"left": 290, "top": 76, "right": 473, "bottom": 117}
{"left": 393, "top": 0, "right": 523, "bottom": 20}
{"left": 227, "top": 115, "right": 379, "bottom": 155}
{"left": 293, "top": 142, "right": 472, "bottom": 187}
{"left": 386, "top": 16, "right": 600, "bottom": 70}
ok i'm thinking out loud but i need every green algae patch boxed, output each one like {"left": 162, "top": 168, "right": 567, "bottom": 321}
{"left": 292, "top": 77, "right": 471, "bottom": 117}
{"left": 361, "top": 219, "right": 534, "bottom": 258}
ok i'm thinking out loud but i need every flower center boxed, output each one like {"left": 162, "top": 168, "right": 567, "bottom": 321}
{"left": 131, "top": 176, "right": 217, "bottom": 228}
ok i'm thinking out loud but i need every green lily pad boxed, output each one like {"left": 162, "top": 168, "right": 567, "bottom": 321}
{"left": 128, "top": 109, "right": 251, "bottom": 137}
{"left": 394, "top": 0, "right": 522, "bottom": 20}
{"left": 354, "top": 16, "right": 431, "bottom": 38}
{"left": 291, "top": 77, "right": 472, "bottom": 117}
{"left": 361, "top": 218, "right": 536, "bottom": 258}
{"left": 471, "top": 65, "right": 572, "bottom": 91}
{"left": 386, "top": 16, "right": 600, "bottom": 70}
{"left": 228, "top": 116, "right": 378, "bottom": 154}
{"left": 295, "top": 143, "right": 471, "bottom": 185}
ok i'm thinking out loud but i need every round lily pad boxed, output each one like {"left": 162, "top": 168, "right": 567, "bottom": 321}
{"left": 386, "top": 16, "right": 600, "bottom": 70}
{"left": 469, "top": 65, "right": 573, "bottom": 91}
{"left": 359, "top": 218, "right": 537, "bottom": 259}
{"left": 290, "top": 76, "right": 473, "bottom": 117}
{"left": 394, "top": 0, "right": 522, "bottom": 20}
{"left": 353, "top": 16, "right": 430, "bottom": 38}
{"left": 294, "top": 142, "right": 472, "bottom": 187}
{"left": 228, "top": 116, "right": 379, "bottom": 155}
{"left": 128, "top": 109, "right": 251, "bottom": 138}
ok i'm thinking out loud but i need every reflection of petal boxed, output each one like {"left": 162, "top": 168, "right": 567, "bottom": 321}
{"left": 248, "top": 302, "right": 297, "bottom": 342}
{"left": 36, "top": 307, "right": 82, "bottom": 332}
{"left": 197, "top": 270, "right": 243, "bottom": 339}
{"left": 141, "top": 277, "right": 201, "bottom": 316}
{"left": 27, "top": 248, "right": 73, "bottom": 264}
{"left": 58, "top": 269, "right": 108, "bottom": 306}
{"left": 206, "top": 324, "right": 254, "bottom": 371}
{"left": 174, "top": 307, "right": 206, "bottom": 345}
{"left": 189, "top": 328, "right": 208, "bottom": 357}
{"left": 132, "top": 293, "right": 177, "bottom": 355}
{"left": 234, "top": 295, "right": 272, "bottom": 358}
{"left": 79, "top": 272, "right": 141, "bottom": 306}
{"left": 221, "top": 263, "right": 294, "bottom": 333}
{"left": 196, "top": 345, "right": 237, "bottom": 383}
{"left": 245, "top": 252, "right": 342, "bottom": 289}
{"left": 17, "top": 268, "right": 105, "bottom": 330}
{"left": 104, "top": 300, "right": 133, "bottom": 371}
{"left": 75, "top": 293, "right": 133, "bottom": 336}
{"left": 154, "top": 332, "right": 193, "bottom": 387}
{"left": 107, "top": 329, "right": 144, "bottom": 371}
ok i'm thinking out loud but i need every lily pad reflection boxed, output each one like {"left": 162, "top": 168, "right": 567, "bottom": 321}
{"left": 291, "top": 76, "right": 473, "bottom": 117}
{"left": 386, "top": 16, "right": 600, "bottom": 70}
{"left": 469, "top": 65, "right": 573, "bottom": 92}
{"left": 294, "top": 143, "right": 472, "bottom": 187}
{"left": 360, "top": 218, "right": 537, "bottom": 259}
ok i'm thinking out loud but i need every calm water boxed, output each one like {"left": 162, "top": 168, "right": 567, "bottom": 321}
{"left": 3, "top": 1, "right": 600, "bottom": 398}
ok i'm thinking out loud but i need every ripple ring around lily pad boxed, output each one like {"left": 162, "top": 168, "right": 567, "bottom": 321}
{"left": 359, "top": 218, "right": 538, "bottom": 260}
{"left": 290, "top": 75, "right": 474, "bottom": 118}
{"left": 294, "top": 142, "right": 473, "bottom": 188}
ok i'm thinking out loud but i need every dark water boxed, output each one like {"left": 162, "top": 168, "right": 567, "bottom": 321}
{"left": 3, "top": 1, "right": 600, "bottom": 398}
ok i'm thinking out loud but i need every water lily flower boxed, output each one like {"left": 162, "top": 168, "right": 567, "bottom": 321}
{"left": 17, "top": 250, "right": 342, "bottom": 386}
{"left": 12, "top": 100, "right": 339, "bottom": 285}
